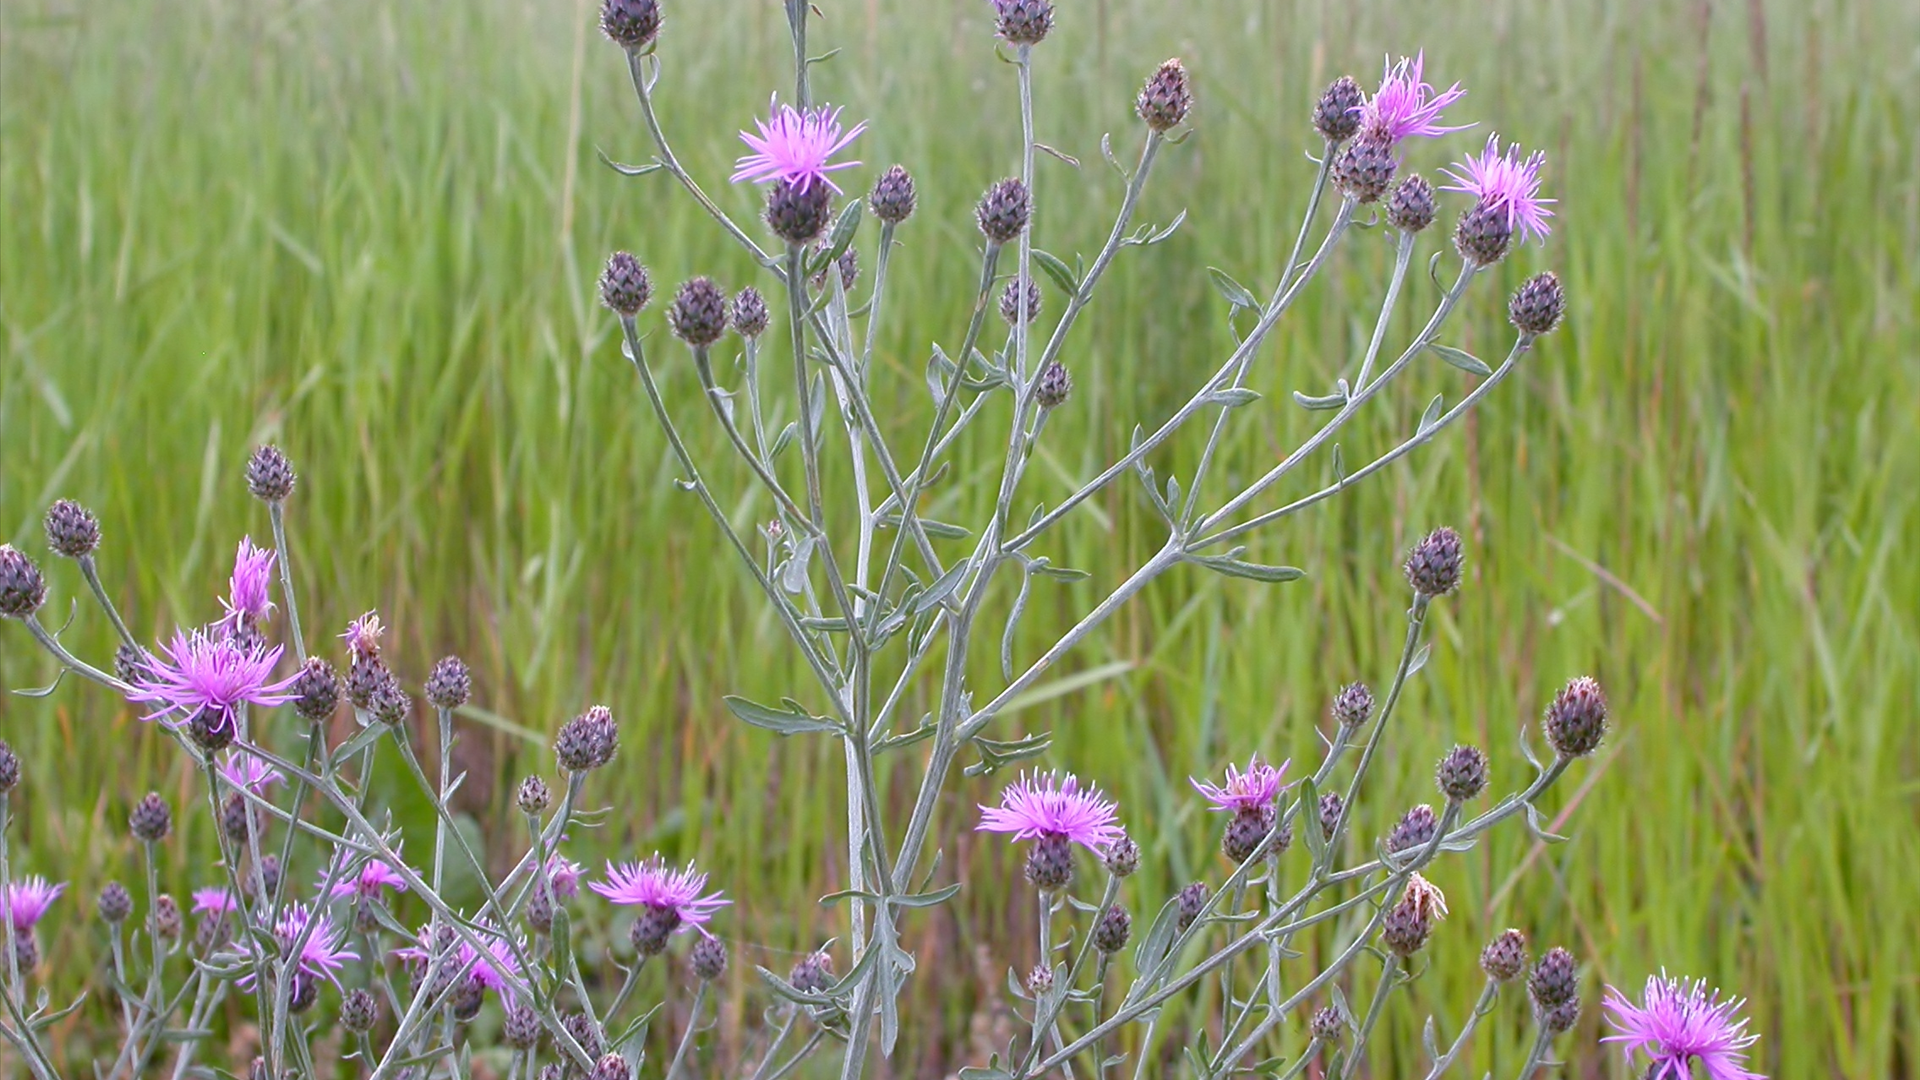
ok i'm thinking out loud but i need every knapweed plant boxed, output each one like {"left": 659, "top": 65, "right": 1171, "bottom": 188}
{"left": 0, "top": 2, "right": 1768, "bottom": 1079}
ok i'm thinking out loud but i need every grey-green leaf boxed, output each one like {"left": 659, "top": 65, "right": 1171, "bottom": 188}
{"left": 1428, "top": 343, "right": 1493, "bottom": 377}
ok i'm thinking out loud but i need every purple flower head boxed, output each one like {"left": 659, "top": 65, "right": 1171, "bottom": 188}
{"left": 1603, "top": 973, "right": 1765, "bottom": 1080}
{"left": 125, "top": 629, "right": 299, "bottom": 732}
{"left": 546, "top": 854, "right": 584, "bottom": 900}
{"left": 218, "top": 751, "right": 283, "bottom": 794}
{"left": 731, "top": 96, "right": 867, "bottom": 194}
{"left": 1361, "top": 51, "right": 1470, "bottom": 145}
{"left": 247, "top": 903, "right": 358, "bottom": 987}
{"left": 589, "top": 855, "right": 730, "bottom": 934}
{"left": 1441, "top": 134, "right": 1556, "bottom": 245}
{"left": 221, "top": 537, "right": 277, "bottom": 630}
{"left": 976, "top": 771, "right": 1123, "bottom": 852}
{"left": 325, "top": 858, "right": 410, "bottom": 901}
{"left": 341, "top": 611, "right": 385, "bottom": 661}
{"left": 456, "top": 929, "right": 523, "bottom": 996}
{"left": 191, "top": 887, "right": 240, "bottom": 918}
{"left": 5, "top": 876, "right": 65, "bottom": 930}
{"left": 1191, "top": 755, "right": 1291, "bottom": 813}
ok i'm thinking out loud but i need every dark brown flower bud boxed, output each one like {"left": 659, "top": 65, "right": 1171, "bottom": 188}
{"left": 1386, "top": 804, "right": 1438, "bottom": 855}
{"left": 993, "top": 0, "right": 1053, "bottom": 46}
{"left": 766, "top": 179, "right": 834, "bottom": 245}
{"left": 1332, "top": 130, "right": 1397, "bottom": 203}
{"left": 1404, "top": 526, "right": 1464, "bottom": 598}
{"left": 1092, "top": 904, "right": 1131, "bottom": 953}
{"left": 424, "top": 656, "right": 471, "bottom": 710}
{"left": 868, "top": 165, "right": 916, "bottom": 225}
{"left": 1544, "top": 676, "right": 1608, "bottom": 759}
{"left": 732, "top": 286, "right": 770, "bottom": 338}
{"left": 1436, "top": 745, "right": 1489, "bottom": 803}
{"left": 976, "top": 178, "right": 1031, "bottom": 244}
{"left": 246, "top": 445, "right": 297, "bottom": 504}
{"left": 0, "top": 545, "right": 47, "bottom": 620}
{"left": 1312, "top": 76, "right": 1363, "bottom": 143}
{"left": 1331, "top": 682, "right": 1373, "bottom": 728}
{"left": 668, "top": 277, "right": 730, "bottom": 348}
{"left": 130, "top": 792, "right": 172, "bottom": 843}
{"left": 1480, "top": 928, "right": 1528, "bottom": 982}
{"left": 1454, "top": 201, "right": 1514, "bottom": 266}
{"left": 44, "top": 500, "right": 101, "bottom": 558}
{"left": 1136, "top": 59, "right": 1193, "bottom": 132}
{"left": 599, "top": 0, "right": 661, "bottom": 52}
{"left": 999, "top": 275, "right": 1042, "bottom": 326}
{"left": 1034, "top": 361, "right": 1072, "bottom": 409}
{"left": 1508, "top": 271, "right": 1566, "bottom": 336}
{"left": 1387, "top": 174, "right": 1436, "bottom": 233}
{"left": 599, "top": 252, "right": 652, "bottom": 317}
{"left": 1024, "top": 832, "right": 1073, "bottom": 892}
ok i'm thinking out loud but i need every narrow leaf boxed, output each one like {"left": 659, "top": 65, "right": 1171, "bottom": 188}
{"left": 1428, "top": 343, "right": 1493, "bottom": 377}
{"left": 723, "top": 695, "right": 842, "bottom": 736}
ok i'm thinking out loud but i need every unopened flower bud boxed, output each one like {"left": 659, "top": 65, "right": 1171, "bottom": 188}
{"left": 992, "top": 0, "right": 1053, "bottom": 46}
{"left": 1404, "top": 526, "right": 1464, "bottom": 598}
{"left": 98, "top": 881, "right": 133, "bottom": 924}
{"left": 1033, "top": 361, "right": 1072, "bottom": 409}
{"left": 291, "top": 658, "right": 341, "bottom": 723}
{"left": 599, "top": 0, "right": 660, "bottom": 52}
{"left": 868, "top": 165, "right": 917, "bottom": 224}
{"left": 1386, "top": 804, "right": 1439, "bottom": 855}
{"left": 1436, "top": 745, "right": 1489, "bottom": 803}
{"left": 1312, "top": 76, "right": 1363, "bottom": 143}
{"left": 1387, "top": 174, "right": 1436, "bottom": 233}
{"left": 246, "top": 445, "right": 297, "bottom": 504}
{"left": 599, "top": 251, "right": 651, "bottom": 317}
{"left": 1480, "top": 928, "right": 1528, "bottom": 982}
{"left": 115, "top": 643, "right": 151, "bottom": 685}
{"left": 1381, "top": 873, "right": 1447, "bottom": 957}
{"left": 976, "top": 178, "right": 1031, "bottom": 245}
{"left": 1174, "top": 882, "right": 1209, "bottom": 933}
{"left": 1454, "top": 201, "right": 1514, "bottom": 266}
{"left": 1025, "top": 962, "right": 1054, "bottom": 996}
{"left": 564, "top": 1013, "right": 604, "bottom": 1060}
{"left": 525, "top": 880, "right": 554, "bottom": 935}
{"left": 789, "top": 949, "right": 834, "bottom": 993}
{"left": 1509, "top": 271, "right": 1566, "bottom": 336}
{"left": 1092, "top": 904, "right": 1131, "bottom": 954}
{"left": 130, "top": 793, "right": 172, "bottom": 843}
{"left": 0, "top": 545, "right": 47, "bottom": 619}
{"left": 1136, "top": 59, "right": 1193, "bottom": 132}
{"left": 630, "top": 906, "right": 681, "bottom": 957}
{"left": 1310, "top": 1004, "right": 1345, "bottom": 1043}
{"left": 504, "top": 1004, "right": 542, "bottom": 1049}
{"left": 999, "top": 276, "right": 1042, "bottom": 326}
{"left": 1318, "top": 791, "right": 1344, "bottom": 840}
{"left": 690, "top": 935, "right": 728, "bottom": 981}
{"left": 1103, "top": 833, "right": 1140, "bottom": 878}
{"left": 340, "top": 988, "right": 378, "bottom": 1033}
{"left": 1544, "top": 676, "right": 1608, "bottom": 760}
{"left": 1024, "top": 832, "right": 1074, "bottom": 892}
{"left": 669, "top": 277, "right": 730, "bottom": 348}
{"left": 1528, "top": 946, "right": 1580, "bottom": 1011}
{"left": 589, "top": 1053, "right": 632, "bottom": 1080}
{"left": 366, "top": 671, "right": 410, "bottom": 726}
{"left": 425, "top": 656, "right": 471, "bottom": 710}
{"left": 1332, "top": 130, "right": 1396, "bottom": 203}
{"left": 44, "top": 500, "right": 101, "bottom": 559}
{"left": 555, "top": 706, "right": 618, "bottom": 773}
{"left": 732, "top": 286, "right": 770, "bottom": 338}
{"left": 153, "top": 895, "right": 182, "bottom": 942}
{"left": 222, "top": 793, "right": 253, "bottom": 843}
{"left": 1331, "top": 682, "right": 1373, "bottom": 728}
{"left": 517, "top": 775, "right": 552, "bottom": 816}
{"left": 1539, "top": 996, "right": 1581, "bottom": 1034}
{"left": 0, "top": 741, "right": 17, "bottom": 793}
{"left": 256, "top": 854, "right": 283, "bottom": 901}
{"left": 766, "top": 179, "right": 834, "bottom": 245}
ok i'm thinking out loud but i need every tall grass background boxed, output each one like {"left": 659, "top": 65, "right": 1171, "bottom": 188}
{"left": 2, "top": 0, "right": 1916, "bottom": 1074}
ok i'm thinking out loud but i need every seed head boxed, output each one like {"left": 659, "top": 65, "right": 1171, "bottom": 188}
{"left": 1136, "top": 59, "right": 1193, "bottom": 132}
{"left": 44, "top": 499, "right": 102, "bottom": 559}
{"left": 290, "top": 658, "right": 341, "bottom": 723}
{"left": 1509, "top": 271, "right": 1566, "bottom": 336}
{"left": 1436, "top": 745, "right": 1490, "bottom": 803}
{"left": 517, "top": 775, "right": 552, "bottom": 816}
{"left": 589, "top": 1053, "right": 632, "bottom": 1080}
{"left": 130, "top": 793, "right": 172, "bottom": 843}
{"left": 1387, "top": 174, "right": 1436, "bottom": 233}
{"left": 789, "top": 949, "right": 834, "bottom": 993}
{"left": 1529, "top": 946, "right": 1580, "bottom": 1011}
{"left": 1034, "top": 361, "right": 1072, "bottom": 409}
{"left": 153, "top": 895, "right": 183, "bottom": 942}
{"left": 1386, "top": 804, "right": 1439, "bottom": 855}
{"left": 1318, "top": 791, "right": 1344, "bottom": 841}
{"left": 992, "top": 0, "right": 1053, "bottom": 46}
{"left": 690, "top": 935, "right": 728, "bottom": 981}
{"left": 1103, "top": 832, "right": 1140, "bottom": 878}
{"left": 1480, "top": 928, "right": 1528, "bottom": 982}
{"left": 1023, "top": 832, "right": 1075, "bottom": 892}
{"left": 1310, "top": 1004, "right": 1345, "bottom": 1043}
{"left": 868, "top": 165, "right": 917, "bottom": 224}
{"left": 1333, "top": 130, "right": 1397, "bottom": 203}
{"left": 669, "top": 277, "right": 730, "bottom": 348}
{"left": 732, "top": 286, "right": 769, "bottom": 338}
{"left": 340, "top": 988, "right": 378, "bottom": 1033}
{"left": 1545, "top": 676, "right": 1608, "bottom": 759}
{"left": 1381, "top": 873, "right": 1448, "bottom": 957}
{"left": 599, "top": 252, "right": 652, "bottom": 317}
{"left": 0, "top": 741, "right": 17, "bottom": 793}
{"left": 98, "top": 881, "right": 133, "bottom": 924}
{"left": 425, "top": 656, "right": 471, "bottom": 710}
{"left": 1174, "top": 882, "right": 1209, "bottom": 933}
{"left": 1331, "top": 682, "right": 1373, "bottom": 728}
{"left": 0, "top": 545, "right": 47, "bottom": 620}
{"left": 1404, "top": 526, "right": 1465, "bottom": 598}
{"left": 976, "top": 178, "right": 1032, "bottom": 245}
{"left": 504, "top": 1004, "right": 541, "bottom": 1049}
{"left": 999, "top": 275, "right": 1042, "bottom": 326}
{"left": 246, "top": 445, "right": 297, "bottom": 504}
{"left": 765, "top": 178, "right": 835, "bottom": 245}
{"left": 1312, "top": 76, "right": 1364, "bottom": 143}
{"left": 1092, "top": 904, "right": 1132, "bottom": 953}
{"left": 1453, "top": 200, "right": 1514, "bottom": 267}
{"left": 599, "top": 0, "right": 661, "bottom": 52}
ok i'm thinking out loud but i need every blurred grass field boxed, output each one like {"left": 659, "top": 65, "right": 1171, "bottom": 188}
{"left": 3, "top": 0, "right": 1917, "bottom": 1074}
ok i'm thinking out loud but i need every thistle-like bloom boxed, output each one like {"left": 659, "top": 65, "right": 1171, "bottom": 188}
{"left": 1441, "top": 134, "right": 1555, "bottom": 244}
{"left": 5, "top": 877, "right": 65, "bottom": 930}
{"left": 731, "top": 97, "right": 866, "bottom": 194}
{"left": 1361, "top": 51, "right": 1470, "bottom": 145}
{"left": 249, "top": 903, "right": 358, "bottom": 986}
{"left": 976, "top": 771, "right": 1123, "bottom": 851}
{"left": 218, "top": 751, "right": 283, "bottom": 794}
{"left": 326, "top": 859, "right": 410, "bottom": 901}
{"left": 1603, "top": 974, "right": 1765, "bottom": 1080}
{"left": 590, "top": 856, "right": 730, "bottom": 934}
{"left": 191, "top": 887, "right": 240, "bottom": 918}
{"left": 1191, "top": 755, "right": 1290, "bottom": 813}
{"left": 546, "top": 854, "right": 585, "bottom": 900}
{"left": 341, "top": 611, "right": 385, "bottom": 661}
{"left": 221, "top": 537, "right": 277, "bottom": 630}
{"left": 456, "top": 928, "right": 523, "bottom": 997}
{"left": 126, "top": 629, "right": 298, "bottom": 729}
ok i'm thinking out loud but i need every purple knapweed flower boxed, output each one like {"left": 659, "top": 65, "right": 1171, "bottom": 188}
{"left": 125, "top": 629, "right": 298, "bottom": 730}
{"left": 1191, "top": 755, "right": 1290, "bottom": 813}
{"left": 191, "top": 887, "right": 241, "bottom": 918}
{"left": 218, "top": 751, "right": 283, "bottom": 794}
{"left": 1603, "top": 973, "right": 1765, "bottom": 1080}
{"left": 976, "top": 771, "right": 1123, "bottom": 852}
{"left": 456, "top": 930, "right": 523, "bottom": 997}
{"left": 325, "top": 858, "right": 410, "bottom": 901}
{"left": 221, "top": 537, "right": 277, "bottom": 630}
{"left": 589, "top": 855, "right": 731, "bottom": 934}
{"left": 731, "top": 97, "right": 867, "bottom": 194}
{"left": 546, "top": 854, "right": 584, "bottom": 900}
{"left": 4, "top": 877, "right": 64, "bottom": 930}
{"left": 341, "top": 611, "right": 384, "bottom": 661}
{"left": 1441, "top": 134, "right": 1556, "bottom": 244}
{"left": 1361, "top": 51, "right": 1470, "bottom": 145}
{"left": 246, "top": 903, "right": 358, "bottom": 986}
